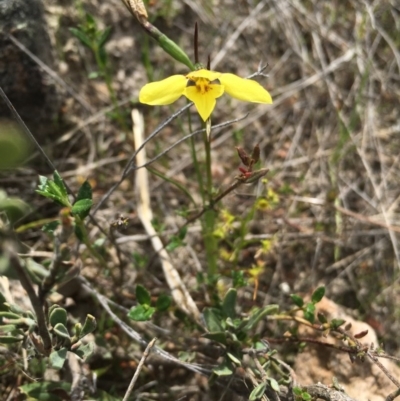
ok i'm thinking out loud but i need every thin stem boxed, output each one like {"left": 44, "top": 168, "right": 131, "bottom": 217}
{"left": 122, "top": 338, "right": 157, "bottom": 401}
{"left": 202, "top": 124, "right": 217, "bottom": 277}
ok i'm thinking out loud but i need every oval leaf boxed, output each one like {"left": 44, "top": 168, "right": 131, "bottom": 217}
{"left": 128, "top": 305, "right": 155, "bottom": 322}
{"left": 311, "top": 286, "right": 325, "bottom": 304}
{"left": 50, "top": 347, "right": 68, "bottom": 369}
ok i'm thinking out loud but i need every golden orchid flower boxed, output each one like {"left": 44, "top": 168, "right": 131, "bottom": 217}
{"left": 139, "top": 69, "right": 273, "bottom": 121}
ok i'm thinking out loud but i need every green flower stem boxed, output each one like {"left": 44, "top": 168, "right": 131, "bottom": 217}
{"left": 202, "top": 124, "right": 218, "bottom": 277}
{"left": 188, "top": 109, "right": 205, "bottom": 204}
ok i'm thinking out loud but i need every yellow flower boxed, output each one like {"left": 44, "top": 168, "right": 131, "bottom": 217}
{"left": 139, "top": 69, "right": 273, "bottom": 121}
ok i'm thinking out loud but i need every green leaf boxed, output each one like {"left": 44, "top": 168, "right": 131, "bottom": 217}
{"left": 242, "top": 304, "right": 279, "bottom": 332}
{"left": 330, "top": 318, "right": 346, "bottom": 329}
{"left": 74, "top": 224, "right": 85, "bottom": 241}
{"left": 76, "top": 180, "right": 92, "bottom": 202}
{"left": 203, "top": 331, "right": 227, "bottom": 345}
{"left": 128, "top": 305, "right": 155, "bottom": 321}
{"left": 166, "top": 227, "right": 187, "bottom": 251}
{"left": 293, "top": 387, "right": 302, "bottom": 396}
{"left": 136, "top": 284, "right": 151, "bottom": 306}
{"left": 53, "top": 171, "right": 68, "bottom": 200}
{"left": 49, "top": 307, "right": 68, "bottom": 327}
{"left": 19, "top": 381, "right": 71, "bottom": 401}
{"left": 155, "top": 294, "right": 171, "bottom": 312}
{"left": 80, "top": 314, "right": 97, "bottom": 338}
{"left": 36, "top": 171, "right": 70, "bottom": 207}
{"left": 0, "top": 324, "right": 17, "bottom": 333}
{"left": 269, "top": 377, "right": 280, "bottom": 392}
{"left": 53, "top": 323, "right": 70, "bottom": 339}
{"left": 0, "top": 311, "right": 21, "bottom": 319}
{"left": 290, "top": 294, "right": 304, "bottom": 307}
{"left": 42, "top": 220, "right": 59, "bottom": 235}
{"left": 0, "top": 335, "right": 23, "bottom": 343}
{"left": 203, "top": 308, "right": 223, "bottom": 332}
{"left": 72, "top": 341, "right": 94, "bottom": 359}
{"left": 311, "top": 286, "right": 325, "bottom": 304}
{"left": 88, "top": 71, "right": 100, "bottom": 79}
{"left": 249, "top": 382, "right": 267, "bottom": 400}
{"left": 98, "top": 26, "right": 112, "bottom": 48}
{"left": 71, "top": 198, "right": 93, "bottom": 219}
{"left": 302, "top": 392, "right": 312, "bottom": 401}
{"left": 50, "top": 347, "right": 68, "bottom": 369}
{"left": 212, "top": 359, "right": 234, "bottom": 376}
{"left": 227, "top": 352, "right": 241, "bottom": 366}
{"left": 303, "top": 303, "right": 316, "bottom": 324}
{"left": 222, "top": 288, "right": 237, "bottom": 319}
{"left": 69, "top": 27, "right": 93, "bottom": 48}
{"left": 317, "top": 312, "right": 327, "bottom": 324}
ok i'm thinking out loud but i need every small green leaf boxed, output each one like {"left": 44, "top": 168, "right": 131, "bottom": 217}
{"left": 49, "top": 307, "right": 68, "bottom": 327}
{"left": 0, "top": 335, "right": 24, "bottom": 343}
{"left": 227, "top": 352, "right": 241, "bottom": 366}
{"left": 128, "top": 305, "right": 156, "bottom": 321}
{"left": 53, "top": 323, "right": 70, "bottom": 339}
{"left": 302, "top": 392, "right": 312, "bottom": 401}
{"left": 222, "top": 288, "right": 237, "bottom": 319}
{"left": 155, "top": 294, "right": 171, "bottom": 312}
{"left": 330, "top": 318, "right": 346, "bottom": 329}
{"left": 203, "top": 308, "right": 223, "bottom": 332}
{"left": 80, "top": 314, "right": 97, "bottom": 338}
{"left": 0, "top": 324, "right": 17, "bottom": 333}
{"left": 293, "top": 387, "right": 302, "bottom": 396}
{"left": 76, "top": 180, "right": 92, "bottom": 202}
{"left": 249, "top": 382, "right": 267, "bottom": 400}
{"left": 19, "top": 381, "right": 71, "bottom": 401}
{"left": 73, "top": 341, "right": 94, "bottom": 359}
{"left": 74, "top": 224, "right": 85, "bottom": 241}
{"left": 70, "top": 27, "right": 93, "bottom": 48}
{"left": 97, "top": 26, "right": 112, "bottom": 48}
{"left": 290, "top": 294, "right": 304, "bottom": 307}
{"left": 212, "top": 359, "right": 234, "bottom": 376}
{"left": 269, "top": 377, "right": 280, "bottom": 392}
{"left": 0, "top": 311, "right": 21, "bottom": 319}
{"left": 203, "top": 331, "right": 227, "bottom": 345}
{"left": 317, "top": 312, "right": 327, "bottom": 324}
{"left": 53, "top": 171, "right": 68, "bottom": 199}
{"left": 71, "top": 199, "right": 93, "bottom": 219}
{"left": 88, "top": 71, "right": 100, "bottom": 79}
{"left": 311, "top": 286, "right": 325, "bottom": 304}
{"left": 50, "top": 347, "right": 68, "bottom": 369}
{"left": 136, "top": 285, "right": 151, "bottom": 306}
{"left": 36, "top": 171, "right": 70, "bottom": 207}
{"left": 303, "top": 303, "right": 315, "bottom": 324}
{"left": 242, "top": 304, "right": 279, "bottom": 332}
{"left": 42, "top": 220, "right": 60, "bottom": 235}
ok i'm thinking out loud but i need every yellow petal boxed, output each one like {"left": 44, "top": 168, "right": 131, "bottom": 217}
{"left": 219, "top": 73, "right": 273, "bottom": 104}
{"left": 184, "top": 83, "right": 224, "bottom": 121}
{"left": 187, "top": 69, "right": 221, "bottom": 81}
{"left": 139, "top": 75, "right": 187, "bottom": 105}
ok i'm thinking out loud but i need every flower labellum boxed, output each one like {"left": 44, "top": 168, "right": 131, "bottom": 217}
{"left": 139, "top": 69, "right": 273, "bottom": 121}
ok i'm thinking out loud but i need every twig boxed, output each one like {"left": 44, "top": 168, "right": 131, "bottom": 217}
{"left": 367, "top": 350, "right": 400, "bottom": 389}
{"left": 122, "top": 338, "right": 157, "bottom": 401}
